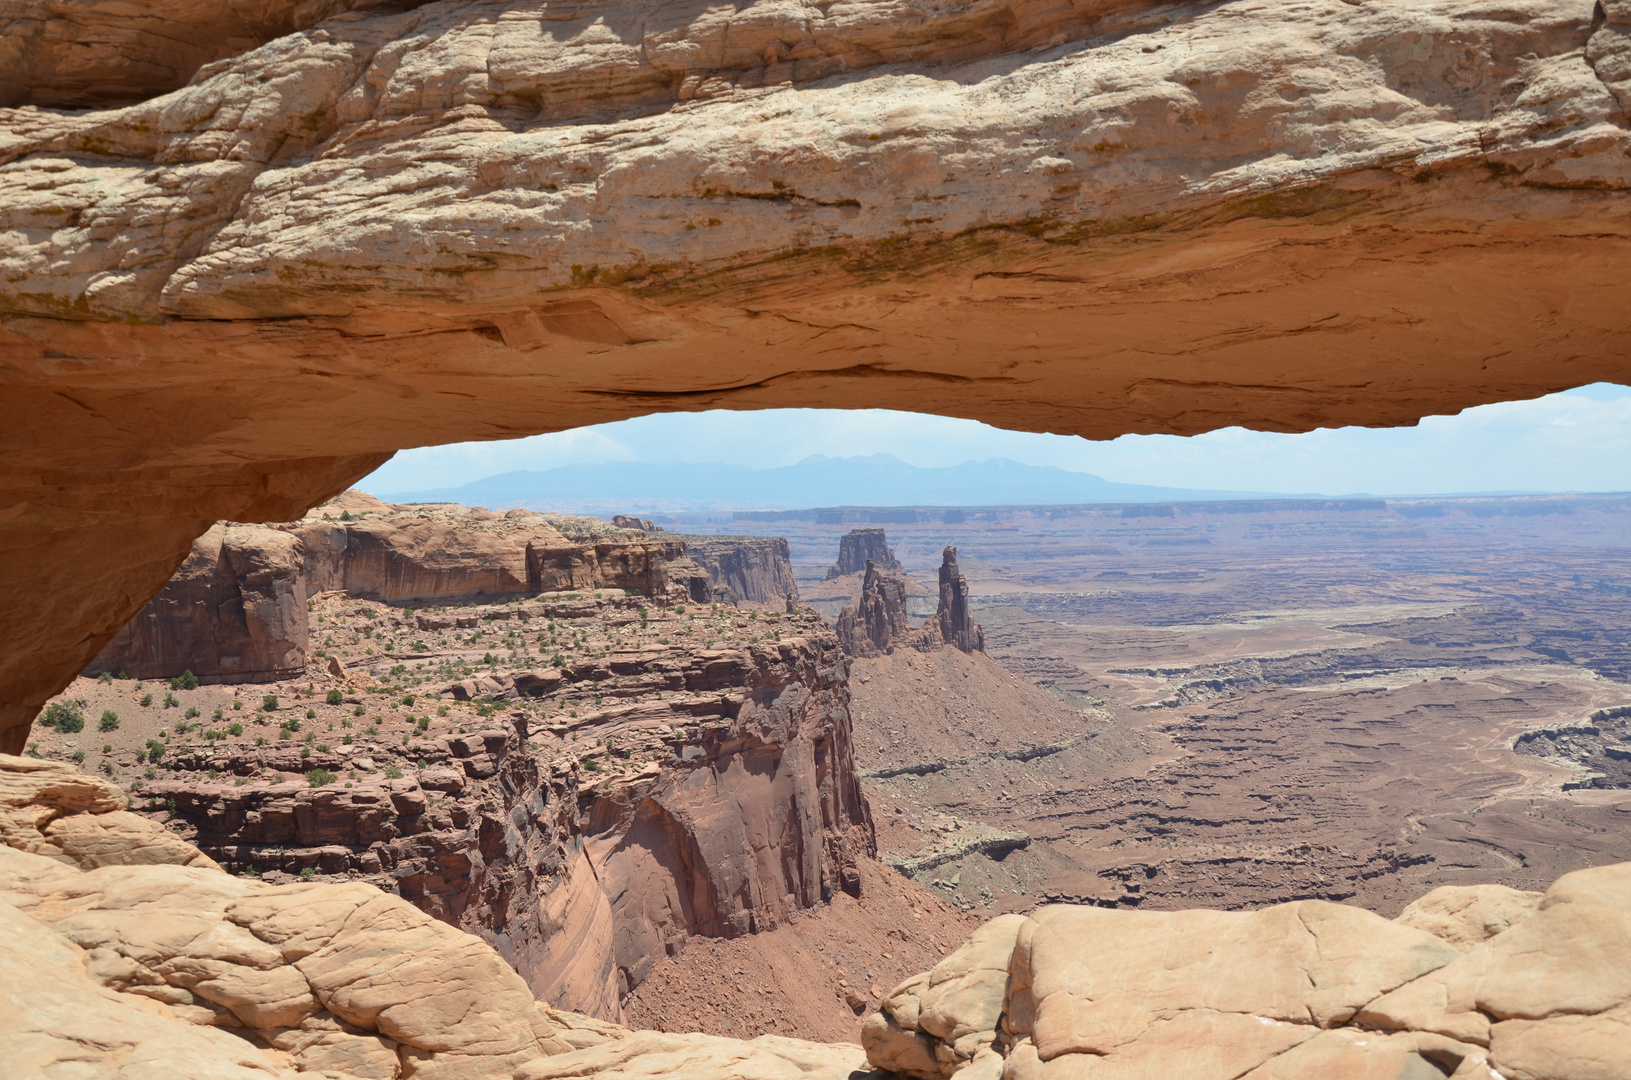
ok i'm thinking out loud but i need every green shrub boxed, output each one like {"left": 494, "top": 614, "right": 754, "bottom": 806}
{"left": 98, "top": 710, "right": 120, "bottom": 732}
{"left": 353, "top": 704, "right": 366, "bottom": 716}
{"left": 41, "top": 701, "right": 84, "bottom": 733}
{"left": 326, "top": 689, "right": 344, "bottom": 705}
{"left": 228, "top": 722, "right": 243, "bottom": 737}
{"left": 342, "top": 733, "right": 353, "bottom": 745}
{"left": 401, "top": 694, "right": 415, "bottom": 707}
{"left": 305, "top": 769, "right": 335, "bottom": 787}
{"left": 97, "top": 672, "right": 113, "bottom": 684}
{"left": 71, "top": 749, "right": 85, "bottom": 763}
{"left": 144, "top": 738, "right": 165, "bottom": 763}
{"left": 185, "top": 706, "right": 200, "bottom": 719}
{"left": 300, "top": 747, "right": 311, "bottom": 759}
{"left": 140, "top": 693, "right": 154, "bottom": 707}
{"left": 262, "top": 694, "right": 279, "bottom": 711}
{"left": 384, "top": 766, "right": 404, "bottom": 779}
{"left": 163, "top": 693, "right": 179, "bottom": 709}
{"left": 170, "top": 670, "right": 199, "bottom": 691}
{"left": 306, "top": 708, "right": 316, "bottom": 720}
{"left": 300, "top": 866, "right": 316, "bottom": 880}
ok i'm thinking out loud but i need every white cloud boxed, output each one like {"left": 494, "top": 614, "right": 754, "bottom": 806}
{"left": 360, "top": 384, "right": 1631, "bottom": 497}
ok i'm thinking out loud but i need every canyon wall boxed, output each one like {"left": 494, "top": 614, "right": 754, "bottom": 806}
{"left": 6, "top": 0, "right": 1631, "bottom": 749}
{"left": 139, "top": 591, "right": 874, "bottom": 1017}
{"left": 296, "top": 503, "right": 688, "bottom": 603}
{"left": 86, "top": 522, "right": 309, "bottom": 684}
{"left": 671, "top": 535, "right": 800, "bottom": 608}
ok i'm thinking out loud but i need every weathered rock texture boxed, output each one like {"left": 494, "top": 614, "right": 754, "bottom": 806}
{"left": 140, "top": 592, "right": 875, "bottom": 1018}
{"left": 863, "top": 863, "right": 1631, "bottom": 1080}
{"left": 836, "top": 561, "right": 916, "bottom": 659}
{"left": 828, "top": 530, "right": 903, "bottom": 581}
{"left": 921, "top": 548, "right": 984, "bottom": 655}
{"left": 6, "top": 0, "right": 1631, "bottom": 750}
{"left": 86, "top": 522, "right": 310, "bottom": 684}
{"left": 296, "top": 500, "right": 688, "bottom": 603}
{"left": 0, "top": 752, "right": 220, "bottom": 870}
{"left": 673, "top": 534, "right": 801, "bottom": 608}
{"left": 0, "top": 765, "right": 875, "bottom": 1079}
{"left": 836, "top": 548, "right": 983, "bottom": 658}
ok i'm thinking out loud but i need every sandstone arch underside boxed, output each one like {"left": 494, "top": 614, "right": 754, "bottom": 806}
{"left": 3, "top": 0, "right": 1631, "bottom": 751}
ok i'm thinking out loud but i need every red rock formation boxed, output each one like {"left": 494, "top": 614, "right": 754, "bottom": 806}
{"left": 827, "top": 530, "right": 902, "bottom": 581}
{"left": 835, "top": 548, "right": 982, "bottom": 658}
{"left": 835, "top": 562, "right": 914, "bottom": 660}
{"left": 296, "top": 501, "right": 687, "bottom": 602}
{"left": 673, "top": 535, "right": 800, "bottom": 608}
{"left": 85, "top": 522, "right": 308, "bottom": 683}
{"left": 919, "top": 547, "right": 984, "bottom": 655}
{"left": 144, "top": 595, "right": 875, "bottom": 1019}
{"left": 5, "top": 0, "right": 1631, "bottom": 753}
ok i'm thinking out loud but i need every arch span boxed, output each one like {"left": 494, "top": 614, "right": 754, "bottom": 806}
{"left": 3, "top": 0, "right": 1631, "bottom": 750}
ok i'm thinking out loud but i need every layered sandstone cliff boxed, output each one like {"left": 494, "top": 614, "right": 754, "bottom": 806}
{"left": 6, "top": 0, "right": 1631, "bottom": 750}
{"left": 8, "top": 752, "right": 1631, "bottom": 1080}
{"left": 128, "top": 589, "right": 874, "bottom": 1019}
{"left": 670, "top": 534, "right": 800, "bottom": 608}
{"left": 295, "top": 500, "right": 688, "bottom": 603}
{"left": 87, "top": 522, "right": 309, "bottom": 684}
{"left": 0, "top": 752, "right": 873, "bottom": 1079}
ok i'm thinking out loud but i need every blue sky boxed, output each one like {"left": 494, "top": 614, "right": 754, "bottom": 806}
{"left": 362, "top": 383, "right": 1631, "bottom": 498}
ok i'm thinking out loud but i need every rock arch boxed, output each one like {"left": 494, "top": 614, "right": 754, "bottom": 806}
{"left": 4, "top": 0, "right": 1631, "bottom": 750}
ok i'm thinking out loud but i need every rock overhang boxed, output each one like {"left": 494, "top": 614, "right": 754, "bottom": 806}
{"left": 2, "top": 0, "right": 1631, "bottom": 749}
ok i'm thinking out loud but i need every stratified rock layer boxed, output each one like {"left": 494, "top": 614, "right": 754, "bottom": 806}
{"left": 836, "top": 548, "right": 983, "bottom": 658}
{"left": 828, "top": 530, "right": 903, "bottom": 581}
{"left": 4, "top": 0, "right": 1631, "bottom": 750}
{"left": 669, "top": 534, "right": 800, "bottom": 608}
{"left": 87, "top": 522, "right": 309, "bottom": 684}
{"left": 137, "top": 592, "right": 874, "bottom": 1018}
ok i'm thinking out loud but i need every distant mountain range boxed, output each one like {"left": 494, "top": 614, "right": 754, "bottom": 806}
{"left": 372, "top": 455, "right": 1290, "bottom": 513}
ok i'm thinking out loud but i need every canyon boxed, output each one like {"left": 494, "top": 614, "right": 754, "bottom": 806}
{"left": 5, "top": 0, "right": 1631, "bottom": 1072}
{"left": 672, "top": 499, "right": 1631, "bottom": 923}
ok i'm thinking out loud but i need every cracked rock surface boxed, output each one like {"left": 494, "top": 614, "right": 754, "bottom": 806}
{"left": 4, "top": 0, "right": 1631, "bottom": 750}
{"left": 863, "top": 864, "right": 1631, "bottom": 1079}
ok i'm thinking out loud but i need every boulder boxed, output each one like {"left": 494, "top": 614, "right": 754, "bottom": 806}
{"left": 865, "top": 862, "right": 1631, "bottom": 1079}
{"left": 0, "top": 753, "right": 218, "bottom": 871}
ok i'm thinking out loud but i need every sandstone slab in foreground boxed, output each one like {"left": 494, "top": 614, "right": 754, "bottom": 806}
{"left": 865, "top": 863, "right": 1631, "bottom": 1079}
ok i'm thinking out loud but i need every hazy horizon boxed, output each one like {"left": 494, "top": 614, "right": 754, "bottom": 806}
{"left": 360, "top": 382, "right": 1631, "bottom": 506}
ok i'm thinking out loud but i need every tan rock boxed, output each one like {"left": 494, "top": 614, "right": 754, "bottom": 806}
{"left": 1395, "top": 883, "right": 1544, "bottom": 951}
{"left": 1359, "top": 861, "right": 1631, "bottom": 1055}
{"left": 514, "top": 1029, "right": 874, "bottom": 1080}
{"left": 1488, "top": 1001, "right": 1631, "bottom": 1080}
{"left": 86, "top": 522, "right": 310, "bottom": 684}
{"left": 6, "top": 0, "right": 1631, "bottom": 752}
{"left": 42, "top": 808, "right": 223, "bottom": 870}
{"left": 0, "top": 897, "right": 288, "bottom": 1079}
{"left": 0, "top": 752, "right": 219, "bottom": 870}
